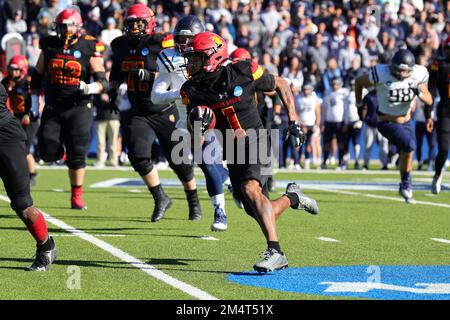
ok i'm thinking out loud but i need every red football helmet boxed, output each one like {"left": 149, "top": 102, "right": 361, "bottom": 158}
{"left": 184, "top": 32, "right": 229, "bottom": 75}
{"left": 124, "top": 4, "right": 156, "bottom": 40}
{"left": 231, "top": 48, "right": 251, "bottom": 61}
{"left": 8, "top": 55, "right": 28, "bottom": 79}
{"left": 55, "top": 8, "right": 83, "bottom": 46}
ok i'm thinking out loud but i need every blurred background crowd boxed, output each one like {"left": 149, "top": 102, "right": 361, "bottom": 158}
{"left": 0, "top": 0, "right": 448, "bottom": 170}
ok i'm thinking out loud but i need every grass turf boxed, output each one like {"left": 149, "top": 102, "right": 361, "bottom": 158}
{"left": 0, "top": 167, "right": 449, "bottom": 300}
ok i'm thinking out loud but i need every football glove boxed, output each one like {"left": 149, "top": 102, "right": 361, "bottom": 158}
{"left": 273, "top": 113, "right": 282, "bottom": 126}
{"left": 130, "top": 68, "right": 152, "bottom": 82}
{"left": 285, "top": 121, "right": 306, "bottom": 147}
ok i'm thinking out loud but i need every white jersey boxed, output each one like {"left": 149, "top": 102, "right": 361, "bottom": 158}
{"left": 322, "top": 88, "right": 349, "bottom": 123}
{"left": 344, "top": 90, "right": 360, "bottom": 124}
{"left": 369, "top": 64, "right": 429, "bottom": 117}
{"left": 296, "top": 94, "right": 320, "bottom": 126}
{"left": 152, "top": 47, "right": 188, "bottom": 128}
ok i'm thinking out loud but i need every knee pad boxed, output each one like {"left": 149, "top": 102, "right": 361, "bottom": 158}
{"left": 11, "top": 194, "right": 33, "bottom": 213}
{"left": 67, "top": 156, "right": 86, "bottom": 170}
{"left": 170, "top": 163, "right": 194, "bottom": 183}
{"left": 129, "top": 157, "right": 153, "bottom": 176}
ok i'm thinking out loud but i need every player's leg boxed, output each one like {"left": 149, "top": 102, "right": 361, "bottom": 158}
{"left": 24, "top": 120, "right": 39, "bottom": 186}
{"left": 0, "top": 141, "right": 56, "bottom": 271}
{"left": 95, "top": 120, "right": 107, "bottom": 167}
{"left": 152, "top": 108, "right": 201, "bottom": 221}
{"left": 108, "top": 119, "right": 120, "bottom": 167}
{"left": 37, "top": 106, "right": 64, "bottom": 163}
{"left": 65, "top": 106, "right": 93, "bottom": 210}
{"left": 321, "top": 122, "right": 333, "bottom": 169}
{"left": 352, "top": 125, "right": 362, "bottom": 169}
{"left": 432, "top": 117, "right": 450, "bottom": 194}
{"left": 126, "top": 115, "right": 172, "bottom": 222}
{"left": 364, "top": 125, "right": 375, "bottom": 169}
{"left": 378, "top": 130, "right": 389, "bottom": 169}
{"left": 415, "top": 121, "right": 425, "bottom": 170}
{"left": 426, "top": 125, "right": 436, "bottom": 171}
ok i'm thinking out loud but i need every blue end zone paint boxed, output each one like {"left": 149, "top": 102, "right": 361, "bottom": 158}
{"left": 228, "top": 266, "right": 450, "bottom": 300}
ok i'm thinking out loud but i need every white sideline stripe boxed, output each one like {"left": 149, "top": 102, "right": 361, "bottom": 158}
{"left": 0, "top": 194, "right": 218, "bottom": 300}
{"left": 314, "top": 188, "right": 450, "bottom": 209}
{"left": 316, "top": 237, "right": 340, "bottom": 242}
{"left": 431, "top": 238, "right": 450, "bottom": 244}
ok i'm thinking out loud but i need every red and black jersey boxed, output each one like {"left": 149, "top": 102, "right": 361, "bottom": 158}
{"left": 110, "top": 33, "right": 173, "bottom": 115}
{"left": 40, "top": 34, "right": 102, "bottom": 106}
{"left": 430, "top": 58, "right": 450, "bottom": 118}
{"left": 180, "top": 60, "right": 276, "bottom": 138}
{"left": 1, "top": 76, "right": 31, "bottom": 117}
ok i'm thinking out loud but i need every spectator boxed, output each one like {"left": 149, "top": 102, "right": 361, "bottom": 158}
{"left": 406, "top": 23, "right": 425, "bottom": 56}
{"left": 84, "top": 7, "right": 103, "bottom": 38}
{"left": 264, "top": 35, "right": 283, "bottom": 62}
{"left": 261, "top": 52, "right": 278, "bottom": 76}
{"left": 322, "top": 58, "right": 342, "bottom": 95}
{"left": 279, "top": 33, "right": 303, "bottom": 67}
{"left": 26, "top": 33, "right": 41, "bottom": 68}
{"left": 260, "top": 1, "right": 280, "bottom": 35}
{"left": 6, "top": 10, "right": 27, "bottom": 34}
{"left": 306, "top": 33, "right": 329, "bottom": 73}
{"left": 344, "top": 57, "right": 366, "bottom": 88}
{"left": 245, "top": 10, "right": 265, "bottom": 46}
{"left": 281, "top": 56, "right": 303, "bottom": 89}
{"left": 339, "top": 36, "right": 361, "bottom": 72}
{"left": 100, "top": 17, "right": 122, "bottom": 48}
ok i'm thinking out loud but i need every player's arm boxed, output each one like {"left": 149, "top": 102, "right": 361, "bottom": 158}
{"left": 151, "top": 71, "right": 181, "bottom": 105}
{"left": 30, "top": 51, "right": 45, "bottom": 117}
{"left": 79, "top": 56, "right": 108, "bottom": 95}
{"left": 273, "top": 76, "right": 298, "bottom": 123}
{"left": 355, "top": 73, "right": 373, "bottom": 107}
{"left": 315, "top": 100, "right": 321, "bottom": 128}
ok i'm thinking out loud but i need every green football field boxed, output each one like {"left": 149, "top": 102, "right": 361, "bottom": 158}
{"left": 0, "top": 166, "right": 449, "bottom": 300}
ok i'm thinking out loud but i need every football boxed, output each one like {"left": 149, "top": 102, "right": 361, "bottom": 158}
{"left": 188, "top": 105, "right": 216, "bottom": 132}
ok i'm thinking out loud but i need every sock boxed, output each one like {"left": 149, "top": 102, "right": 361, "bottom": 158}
{"left": 185, "top": 189, "right": 200, "bottom": 208}
{"left": 401, "top": 172, "right": 412, "bottom": 184}
{"left": 149, "top": 184, "right": 167, "bottom": 202}
{"left": 285, "top": 192, "right": 299, "bottom": 209}
{"left": 268, "top": 241, "right": 282, "bottom": 253}
{"left": 26, "top": 211, "right": 48, "bottom": 243}
{"left": 37, "top": 235, "right": 55, "bottom": 252}
{"left": 211, "top": 194, "right": 226, "bottom": 213}
{"left": 71, "top": 185, "right": 83, "bottom": 196}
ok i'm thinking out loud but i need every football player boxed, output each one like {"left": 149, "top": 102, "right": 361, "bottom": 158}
{"left": 152, "top": 15, "right": 231, "bottom": 231}
{"left": 31, "top": 8, "right": 107, "bottom": 210}
{"left": 0, "top": 83, "right": 57, "bottom": 271}
{"left": 429, "top": 36, "right": 450, "bottom": 194}
{"left": 1, "top": 55, "right": 39, "bottom": 185}
{"left": 109, "top": 5, "right": 202, "bottom": 221}
{"left": 356, "top": 49, "right": 433, "bottom": 203}
{"left": 181, "top": 32, "right": 319, "bottom": 272}
{"left": 342, "top": 79, "right": 362, "bottom": 170}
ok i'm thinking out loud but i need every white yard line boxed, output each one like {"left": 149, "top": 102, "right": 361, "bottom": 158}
{"left": 431, "top": 238, "right": 450, "bottom": 244}
{"left": 313, "top": 188, "right": 450, "bottom": 209}
{"left": 316, "top": 237, "right": 340, "bottom": 242}
{"left": 0, "top": 194, "right": 218, "bottom": 300}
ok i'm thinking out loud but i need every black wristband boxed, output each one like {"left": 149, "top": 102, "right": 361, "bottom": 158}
{"left": 288, "top": 120, "right": 296, "bottom": 126}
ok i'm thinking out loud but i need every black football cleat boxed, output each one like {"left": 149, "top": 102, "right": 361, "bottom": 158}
{"left": 189, "top": 205, "right": 202, "bottom": 221}
{"left": 27, "top": 237, "right": 57, "bottom": 272}
{"left": 151, "top": 196, "right": 172, "bottom": 222}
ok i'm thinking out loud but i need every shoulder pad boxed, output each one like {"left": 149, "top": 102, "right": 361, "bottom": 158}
{"left": 110, "top": 36, "right": 126, "bottom": 51}
{"left": 412, "top": 64, "right": 429, "bottom": 84}
{"left": 84, "top": 35, "right": 97, "bottom": 41}
{"left": 162, "top": 34, "right": 174, "bottom": 49}
{"left": 39, "top": 36, "right": 59, "bottom": 50}
{"left": 431, "top": 60, "right": 439, "bottom": 71}
{"left": 157, "top": 48, "right": 184, "bottom": 73}
{"left": 94, "top": 41, "right": 105, "bottom": 57}
{"left": 180, "top": 89, "right": 190, "bottom": 105}
{"left": 250, "top": 61, "right": 264, "bottom": 80}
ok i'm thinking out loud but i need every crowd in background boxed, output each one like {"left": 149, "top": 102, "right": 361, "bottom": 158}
{"left": 0, "top": 0, "right": 449, "bottom": 170}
